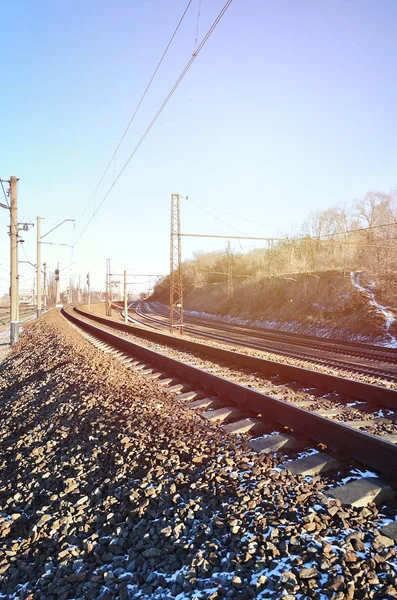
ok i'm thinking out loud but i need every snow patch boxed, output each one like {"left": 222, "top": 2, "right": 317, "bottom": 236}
{"left": 350, "top": 271, "right": 397, "bottom": 345}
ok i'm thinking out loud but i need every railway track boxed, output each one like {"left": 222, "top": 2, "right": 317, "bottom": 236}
{"left": 0, "top": 306, "right": 36, "bottom": 326}
{"left": 128, "top": 301, "right": 397, "bottom": 383}
{"left": 139, "top": 300, "right": 397, "bottom": 358}
{"left": 63, "top": 306, "right": 397, "bottom": 486}
{"left": 5, "top": 308, "right": 397, "bottom": 599}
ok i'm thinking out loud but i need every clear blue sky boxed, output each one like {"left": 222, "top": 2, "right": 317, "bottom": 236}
{"left": 1, "top": 0, "right": 396, "bottom": 296}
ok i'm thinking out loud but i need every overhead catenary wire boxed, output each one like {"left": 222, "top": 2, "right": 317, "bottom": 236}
{"left": 188, "top": 250, "right": 228, "bottom": 262}
{"left": 193, "top": 0, "right": 202, "bottom": 54}
{"left": 318, "top": 221, "right": 397, "bottom": 239}
{"left": 186, "top": 201, "right": 397, "bottom": 244}
{"left": 199, "top": 267, "right": 250, "bottom": 278}
{"left": 185, "top": 197, "right": 272, "bottom": 231}
{"left": 78, "top": 0, "right": 195, "bottom": 223}
{"left": 75, "top": 0, "right": 233, "bottom": 246}
{"left": 186, "top": 197, "right": 397, "bottom": 242}
{"left": 186, "top": 198, "right": 245, "bottom": 235}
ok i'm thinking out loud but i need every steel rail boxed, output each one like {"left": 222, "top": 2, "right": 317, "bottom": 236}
{"left": 73, "top": 305, "right": 397, "bottom": 409}
{"left": 63, "top": 307, "right": 397, "bottom": 475}
{"left": 139, "top": 301, "right": 397, "bottom": 365}
{"left": 131, "top": 304, "right": 397, "bottom": 382}
{"left": 129, "top": 299, "right": 397, "bottom": 356}
{"left": 129, "top": 302, "right": 397, "bottom": 388}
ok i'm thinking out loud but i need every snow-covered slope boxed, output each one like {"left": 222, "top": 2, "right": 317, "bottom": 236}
{"left": 350, "top": 271, "right": 397, "bottom": 346}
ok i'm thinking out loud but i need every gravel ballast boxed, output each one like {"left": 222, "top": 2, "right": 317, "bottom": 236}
{"left": 0, "top": 311, "right": 396, "bottom": 599}
{"left": 86, "top": 303, "right": 397, "bottom": 389}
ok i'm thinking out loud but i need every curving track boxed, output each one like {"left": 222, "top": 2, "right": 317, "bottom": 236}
{"left": 129, "top": 301, "right": 397, "bottom": 382}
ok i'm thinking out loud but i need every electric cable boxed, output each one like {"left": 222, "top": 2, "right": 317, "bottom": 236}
{"left": 188, "top": 198, "right": 397, "bottom": 241}
{"left": 319, "top": 221, "right": 397, "bottom": 238}
{"left": 78, "top": 0, "right": 195, "bottom": 222}
{"left": 191, "top": 250, "right": 228, "bottom": 262}
{"left": 193, "top": 0, "right": 202, "bottom": 53}
{"left": 185, "top": 197, "right": 272, "bottom": 230}
{"left": 186, "top": 199, "right": 244, "bottom": 235}
{"left": 75, "top": 0, "right": 233, "bottom": 245}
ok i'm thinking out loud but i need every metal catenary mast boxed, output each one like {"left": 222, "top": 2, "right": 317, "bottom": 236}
{"left": 169, "top": 193, "right": 183, "bottom": 334}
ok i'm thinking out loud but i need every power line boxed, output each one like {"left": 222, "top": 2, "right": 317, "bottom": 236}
{"left": 187, "top": 198, "right": 245, "bottom": 235}
{"left": 193, "top": 0, "right": 202, "bottom": 53}
{"left": 187, "top": 198, "right": 397, "bottom": 241}
{"left": 200, "top": 267, "right": 249, "bottom": 278}
{"left": 319, "top": 221, "right": 397, "bottom": 239}
{"left": 190, "top": 250, "right": 228, "bottom": 262}
{"left": 75, "top": 0, "right": 233, "bottom": 246}
{"left": 78, "top": 0, "right": 194, "bottom": 223}
{"left": 185, "top": 197, "right": 272, "bottom": 230}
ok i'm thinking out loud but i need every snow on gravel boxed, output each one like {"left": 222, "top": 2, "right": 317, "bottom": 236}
{"left": 91, "top": 307, "right": 397, "bottom": 390}
{"left": 1, "top": 311, "right": 395, "bottom": 599}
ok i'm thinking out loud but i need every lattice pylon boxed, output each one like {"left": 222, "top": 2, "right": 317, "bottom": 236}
{"left": 106, "top": 258, "right": 112, "bottom": 316}
{"left": 227, "top": 240, "right": 233, "bottom": 310}
{"left": 169, "top": 193, "right": 184, "bottom": 334}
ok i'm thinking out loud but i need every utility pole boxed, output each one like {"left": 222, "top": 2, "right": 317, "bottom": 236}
{"left": 169, "top": 193, "right": 184, "bottom": 334}
{"left": 10, "top": 176, "right": 19, "bottom": 344}
{"left": 227, "top": 240, "right": 233, "bottom": 310}
{"left": 43, "top": 262, "right": 47, "bottom": 309}
{"left": 69, "top": 277, "right": 73, "bottom": 304}
{"left": 36, "top": 216, "right": 42, "bottom": 317}
{"left": 78, "top": 275, "right": 81, "bottom": 303}
{"left": 124, "top": 269, "right": 128, "bottom": 324}
{"left": 55, "top": 263, "right": 60, "bottom": 305}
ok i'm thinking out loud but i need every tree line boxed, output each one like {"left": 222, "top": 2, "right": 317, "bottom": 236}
{"left": 153, "top": 189, "right": 397, "bottom": 300}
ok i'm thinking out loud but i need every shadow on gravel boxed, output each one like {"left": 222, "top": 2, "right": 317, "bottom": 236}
{"left": 0, "top": 353, "right": 242, "bottom": 595}
{"left": 0, "top": 361, "right": 67, "bottom": 402}
{"left": 1, "top": 315, "right": 397, "bottom": 600}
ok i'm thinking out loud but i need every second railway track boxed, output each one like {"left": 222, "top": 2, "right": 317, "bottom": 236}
{"left": 0, "top": 306, "right": 36, "bottom": 327}
{"left": 131, "top": 301, "right": 397, "bottom": 383}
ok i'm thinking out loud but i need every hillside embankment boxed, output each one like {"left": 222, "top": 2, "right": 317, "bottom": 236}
{"left": 152, "top": 270, "right": 397, "bottom": 343}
